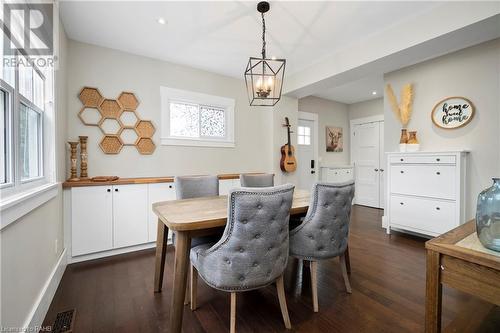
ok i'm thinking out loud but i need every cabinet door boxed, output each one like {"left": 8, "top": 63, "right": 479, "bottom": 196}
{"left": 219, "top": 179, "right": 238, "bottom": 195}
{"left": 71, "top": 186, "right": 113, "bottom": 256}
{"left": 113, "top": 184, "right": 149, "bottom": 248}
{"left": 148, "top": 183, "right": 176, "bottom": 242}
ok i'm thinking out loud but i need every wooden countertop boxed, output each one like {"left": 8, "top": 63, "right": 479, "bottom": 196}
{"left": 62, "top": 173, "right": 262, "bottom": 188}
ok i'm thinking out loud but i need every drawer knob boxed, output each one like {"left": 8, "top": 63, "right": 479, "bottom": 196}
{"left": 107, "top": 189, "right": 111, "bottom": 192}
{"left": 436, "top": 172, "right": 441, "bottom": 175}
{"left": 400, "top": 202, "right": 404, "bottom": 205}
{"left": 380, "top": 169, "right": 384, "bottom": 172}
{"left": 169, "top": 185, "right": 173, "bottom": 189}
{"left": 436, "top": 158, "right": 441, "bottom": 162}
{"left": 375, "top": 168, "right": 379, "bottom": 172}
{"left": 115, "top": 188, "right": 119, "bottom": 192}
{"left": 400, "top": 158, "right": 404, "bottom": 162}
{"left": 436, "top": 207, "right": 441, "bottom": 210}
{"left": 400, "top": 170, "right": 404, "bottom": 174}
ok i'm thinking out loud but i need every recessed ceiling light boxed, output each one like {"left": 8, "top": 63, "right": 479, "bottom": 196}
{"left": 372, "top": 91, "right": 377, "bottom": 95}
{"left": 157, "top": 17, "right": 166, "bottom": 25}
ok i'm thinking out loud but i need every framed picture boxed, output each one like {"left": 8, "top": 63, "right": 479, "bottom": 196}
{"left": 326, "top": 126, "right": 343, "bottom": 152}
{"left": 431, "top": 96, "right": 475, "bottom": 129}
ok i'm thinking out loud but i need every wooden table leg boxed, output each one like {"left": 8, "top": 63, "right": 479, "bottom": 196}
{"left": 425, "top": 249, "right": 442, "bottom": 333}
{"left": 154, "top": 219, "right": 169, "bottom": 293}
{"left": 169, "top": 231, "right": 191, "bottom": 333}
{"left": 345, "top": 245, "right": 351, "bottom": 274}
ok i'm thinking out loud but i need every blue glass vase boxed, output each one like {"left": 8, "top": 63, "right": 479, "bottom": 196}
{"left": 476, "top": 178, "right": 500, "bottom": 252}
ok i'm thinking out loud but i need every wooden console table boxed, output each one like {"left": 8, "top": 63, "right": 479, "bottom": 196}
{"left": 425, "top": 220, "right": 500, "bottom": 333}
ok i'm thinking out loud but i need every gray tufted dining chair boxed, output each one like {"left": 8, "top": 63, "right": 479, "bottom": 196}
{"left": 240, "top": 173, "right": 274, "bottom": 187}
{"left": 289, "top": 181, "right": 355, "bottom": 312}
{"left": 190, "top": 184, "right": 295, "bottom": 332}
{"left": 174, "top": 175, "right": 222, "bottom": 306}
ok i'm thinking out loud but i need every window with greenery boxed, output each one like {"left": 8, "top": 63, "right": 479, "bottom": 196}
{"left": 161, "top": 87, "right": 235, "bottom": 147}
{"left": 1, "top": 53, "right": 49, "bottom": 192}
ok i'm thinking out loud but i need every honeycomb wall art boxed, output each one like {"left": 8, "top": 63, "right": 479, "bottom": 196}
{"left": 78, "top": 87, "right": 156, "bottom": 155}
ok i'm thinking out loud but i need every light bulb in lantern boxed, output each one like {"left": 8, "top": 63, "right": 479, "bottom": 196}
{"left": 267, "top": 76, "right": 273, "bottom": 90}
{"left": 255, "top": 78, "right": 262, "bottom": 90}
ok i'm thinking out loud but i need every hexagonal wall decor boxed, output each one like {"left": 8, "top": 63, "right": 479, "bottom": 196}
{"left": 118, "top": 92, "right": 139, "bottom": 111}
{"left": 99, "top": 118, "right": 122, "bottom": 135}
{"left": 99, "top": 99, "right": 123, "bottom": 119}
{"left": 79, "top": 87, "right": 103, "bottom": 107}
{"left": 120, "top": 128, "right": 139, "bottom": 145}
{"left": 120, "top": 111, "right": 139, "bottom": 128}
{"left": 99, "top": 135, "right": 124, "bottom": 154}
{"left": 136, "top": 137, "right": 156, "bottom": 155}
{"left": 135, "top": 120, "right": 156, "bottom": 138}
{"left": 78, "top": 88, "right": 156, "bottom": 154}
{"left": 78, "top": 107, "right": 102, "bottom": 126}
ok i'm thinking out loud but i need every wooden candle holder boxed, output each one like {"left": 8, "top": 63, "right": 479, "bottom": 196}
{"left": 68, "top": 141, "right": 80, "bottom": 182}
{"left": 79, "top": 136, "right": 89, "bottom": 179}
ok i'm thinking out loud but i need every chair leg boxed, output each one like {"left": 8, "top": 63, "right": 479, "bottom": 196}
{"left": 230, "top": 292, "right": 237, "bottom": 333}
{"left": 184, "top": 265, "right": 191, "bottom": 305}
{"left": 340, "top": 253, "right": 352, "bottom": 294}
{"left": 276, "top": 275, "right": 292, "bottom": 329}
{"left": 309, "top": 261, "right": 319, "bottom": 313}
{"left": 190, "top": 265, "right": 198, "bottom": 311}
{"left": 345, "top": 245, "right": 351, "bottom": 274}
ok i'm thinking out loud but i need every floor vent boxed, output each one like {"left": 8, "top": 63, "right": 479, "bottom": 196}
{"left": 52, "top": 309, "right": 76, "bottom": 333}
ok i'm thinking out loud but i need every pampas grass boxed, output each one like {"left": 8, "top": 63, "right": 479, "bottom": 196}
{"left": 386, "top": 83, "right": 414, "bottom": 127}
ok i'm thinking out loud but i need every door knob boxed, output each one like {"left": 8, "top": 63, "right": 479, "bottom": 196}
{"left": 380, "top": 169, "right": 384, "bottom": 172}
{"left": 374, "top": 168, "right": 379, "bottom": 172}
{"left": 311, "top": 170, "right": 316, "bottom": 174}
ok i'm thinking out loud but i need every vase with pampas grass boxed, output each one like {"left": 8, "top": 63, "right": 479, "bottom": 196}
{"left": 386, "top": 83, "right": 414, "bottom": 152}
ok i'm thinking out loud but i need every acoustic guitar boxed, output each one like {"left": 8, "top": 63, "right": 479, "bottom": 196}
{"left": 280, "top": 117, "right": 297, "bottom": 173}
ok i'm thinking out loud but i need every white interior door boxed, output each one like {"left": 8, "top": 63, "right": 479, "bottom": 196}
{"left": 379, "top": 121, "right": 385, "bottom": 209}
{"left": 353, "top": 122, "right": 381, "bottom": 208}
{"left": 297, "top": 118, "right": 316, "bottom": 190}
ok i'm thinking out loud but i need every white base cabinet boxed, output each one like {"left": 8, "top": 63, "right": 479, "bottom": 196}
{"left": 67, "top": 177, "right": 245, "bottom": 262}
{"left": 320, "top": 166, "right": 354, "bottom": 183}
{"left": 385, "top": 151, "right": 467, "bottom": 237}
{"left": 71, "top": 186, "right": 113, "bottom": 256}
{"left": 148, "top": 183, "right": 176, "bottom": 242}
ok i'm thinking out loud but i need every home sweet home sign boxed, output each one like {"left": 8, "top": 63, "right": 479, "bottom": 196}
{"left": 431, "top": 97, "right": 475, "bottom": 129}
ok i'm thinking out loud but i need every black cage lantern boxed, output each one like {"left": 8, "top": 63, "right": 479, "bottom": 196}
{"left": 245, "top": 1, "right": 286, "bottom": 106}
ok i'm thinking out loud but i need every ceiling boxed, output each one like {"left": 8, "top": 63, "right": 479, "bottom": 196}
{"left": 313, "top": 75, "right": 384, "bottom": 104}
{"left": 60, "top": 1, "right": 441, "bottom": 103}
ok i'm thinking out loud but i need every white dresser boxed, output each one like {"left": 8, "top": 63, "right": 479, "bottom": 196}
{"left": 385, "top": 151, "right": 468, "bottom": 237}
{"left": 320, "top": 165, "right": 354, "bottom": 183}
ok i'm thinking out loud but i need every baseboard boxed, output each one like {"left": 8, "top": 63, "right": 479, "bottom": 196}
{"left": 23, "top": 248, "right": 67, "bottom": 332}
{"left": 68, "top": 242, "right": 157, "bottom": 264}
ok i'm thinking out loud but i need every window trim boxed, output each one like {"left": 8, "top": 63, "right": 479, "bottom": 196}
{"left": 1, "top": 82, "right": 14, "bottom": 188}
{"left": 160, "top": 87, "right": 235, "bottom": 148}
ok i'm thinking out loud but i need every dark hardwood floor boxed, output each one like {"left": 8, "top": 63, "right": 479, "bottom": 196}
{"left": 43, "top": 205, "right": 499, "bottom": 332}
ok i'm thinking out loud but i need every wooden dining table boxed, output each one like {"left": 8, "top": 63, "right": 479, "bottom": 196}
{"left": 152, "top": 189, "right": 311, "bottom": 333}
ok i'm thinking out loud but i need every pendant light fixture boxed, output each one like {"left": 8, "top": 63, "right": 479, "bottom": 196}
{"left": 244, "top": 1, "right": 286, "bottom": 106}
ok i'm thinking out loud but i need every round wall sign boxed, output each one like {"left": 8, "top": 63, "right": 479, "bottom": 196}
{"left": 431, "top": 97, "right": 475, "bottom": 129}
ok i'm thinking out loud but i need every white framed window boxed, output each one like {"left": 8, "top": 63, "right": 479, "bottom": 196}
{"left": 1, "top": 50, "right": 56, "bottom": 229}
{"left": 297, "top": 125, "right": 311, "bottom": 145}
{"left": 160, "top": 87, "right": 235, "bottom": 147}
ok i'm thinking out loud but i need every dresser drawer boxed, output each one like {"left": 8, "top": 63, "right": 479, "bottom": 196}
{"left": 326, "top": 168, "right": 353, "bottom": 183}
{"left": 390, "top": 195, "right": 457, "bottom": 235}
{"left": 389, "top": 155, "right": 456, "bottom": 165}
{"left": 390, "top": 165, "right": 456, "bottom": 199}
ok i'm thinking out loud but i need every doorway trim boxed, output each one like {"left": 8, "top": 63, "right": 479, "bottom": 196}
{"left": 298, "top": 111, "right": 319, "bottom": 183}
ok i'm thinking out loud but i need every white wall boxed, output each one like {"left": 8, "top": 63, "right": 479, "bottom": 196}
{"left": 348, "top": 98, "right": 383, "bottom": 120}
{"left": 384, "top": 39, "right": 500, "bottom": 219}
{"left": 0, "top": 22, "right": 68, "bottom": 329}
{"left": 298, "top": 96, "right": 350, "bottom": 167}
{"left": 67, "top": 41, "right": 274, "bottom": 178}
